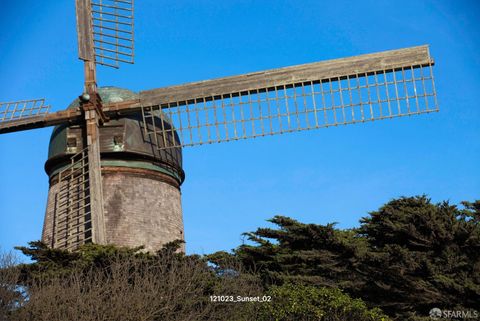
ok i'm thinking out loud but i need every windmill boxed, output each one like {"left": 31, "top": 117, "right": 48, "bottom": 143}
{"left": 0, "top": 1, "right": 438, "bottom": 251}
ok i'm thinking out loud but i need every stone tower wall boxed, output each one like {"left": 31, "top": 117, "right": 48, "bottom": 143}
{"left": 42, "top": 182, "right": 62, "bottom": 246}
{"left": 42, "top": 167, "right": 184, "bottom": 252}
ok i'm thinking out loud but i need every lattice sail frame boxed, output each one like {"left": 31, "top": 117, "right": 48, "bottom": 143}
{"left": 76, "top": 0, "right": 134, "bottom": 68}
{"left": 92, "top": 0, "right": 134, "bottom": 68}
{"left": 141, "top": 63, "right": 437, "bottom": 149}
{"left": 52, "top": 150, "right": 92, "bottom": 251}
{"left": 0, "top": 99, "right": 50, "bottom": 123}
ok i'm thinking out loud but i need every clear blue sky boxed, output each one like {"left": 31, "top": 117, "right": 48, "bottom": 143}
{"left": 0, "top": 0, "right": 479, "bottom": 257}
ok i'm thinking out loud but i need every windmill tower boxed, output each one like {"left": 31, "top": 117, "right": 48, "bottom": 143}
{"left": 42, "top": 87, "right": 185, "bottom": 252}
{"left": 0, "top": 1, "right": 438, "bottom": 251}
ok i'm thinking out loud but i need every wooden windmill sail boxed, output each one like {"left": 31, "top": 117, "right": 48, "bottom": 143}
{"left": 0, "top": 1, "right": 438, "bottom": 250}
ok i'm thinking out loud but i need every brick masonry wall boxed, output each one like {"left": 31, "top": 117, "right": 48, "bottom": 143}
{"left": 42, "top": 182, "right": 60, "bottom": 248}
{"left": 102, "top": 170, "right": 184, "bottom": 252}
{"left": 42, "top": 168, "right": 184, "bottom": 252}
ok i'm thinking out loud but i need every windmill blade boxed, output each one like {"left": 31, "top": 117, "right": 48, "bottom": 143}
{"left": 76, "top": 0, "right": 134, "bottom": 68}
{"left": 49, "top": 147, "right": 105, "bottom": 251}
{"left": 133, "top": 45, "right": 438, "bottom": 149}
{"left": 52, "top": 149, "right": 92, "bottom": 250}
{"left": 0, "top": 98, "right": 55, "bottom": 134}
{"left": 0, "top": 98, "right": 50, "bottom": 122}
{"left": 0, "top": 106, "right": 82, "bottom": 135}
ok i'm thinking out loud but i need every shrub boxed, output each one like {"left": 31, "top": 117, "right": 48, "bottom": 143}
{"left": 257, "top": 283, "right": 390, "bottom": 321}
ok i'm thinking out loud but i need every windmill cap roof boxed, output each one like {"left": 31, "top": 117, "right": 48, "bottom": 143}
{"left": 46, "top": 87, "right": 184, "bottom": 184}
{"left": 67, "top": 86, "right": 139, "bottom": 109}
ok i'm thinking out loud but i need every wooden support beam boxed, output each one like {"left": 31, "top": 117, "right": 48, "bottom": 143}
{"left": 0, "top": 46, "right": 436, "bottom": 135}
{"left": 140, "top": 45, "right": 434, "bottom": 107}
{"left": 102, "top": 99, "right": 142, "bottom": 116}
{"left": 0, "top": 98, "right": 142, "bottom": 135}
{"left": 83, "top": 107, "right": 107, "bottom": 245}
{"left": 0, "top": 109, "right": 82, "bottom": 134}
{"left": 76, "top": 0, "right": 94, "bottom": 62}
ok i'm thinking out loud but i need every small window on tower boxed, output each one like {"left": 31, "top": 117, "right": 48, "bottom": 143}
{"left": 113, "top": 135, "right": 123, "bottom": 145}
{"left": 66, "top": 137, "right": 77, "bottom": 153}
{"left": 67, "top": 137, "right": 77, "bottom": 147}
{"left": 113, "top": 135, "right": 124, "bottom": 151}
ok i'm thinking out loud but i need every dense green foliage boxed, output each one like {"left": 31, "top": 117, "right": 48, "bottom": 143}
{"left": 2, "top": 241, "right": 263, "bottom": 321}
{"left": 208, "top": 216, "right": 367, "bottom": 289}
{"left": 257, "top": 283, "right": 390, "bottom": 321}
{"left": 209, "top": 196, "right": 480, "bottom": 320}
{"left": 358, "top": 198, "right": 480, "bottom": 319}
{"left": 1, "top": 241, "right": 386, "bottom": 321}
{"left": 1, "top": 196, "right": 478, "bottom": 320}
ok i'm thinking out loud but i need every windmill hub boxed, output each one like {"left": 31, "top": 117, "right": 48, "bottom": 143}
{"left": 79, "top": 93, "right": 91, "bottom": 103}
{"left": 42, "top": 87, "right": 185, "bottom": 251}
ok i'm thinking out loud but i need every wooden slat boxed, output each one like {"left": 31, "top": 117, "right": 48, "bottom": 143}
{"left": 102, "top": 99, "right": 141, "bottom": 115}
{"left": 0, "top": 46, "right": 435, "bottom": 135}
{"left": 76, "top": 0, "right": 94, "bottom": 61}
{"left": 140, "top": 45, "right": 433, "bottom": 107}
{"left": 0, "top": 100, "right": 145, "bottom": 134}
{"left": 84, "top": 110, "right": 106, "bottom": 245}
{"left": 0, "top": 109, "right": 82, "bottom": 134}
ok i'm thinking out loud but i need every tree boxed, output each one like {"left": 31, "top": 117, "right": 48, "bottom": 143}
{"left": 3, "top": 241, "right": 263, "bottom": 321}
{"left": 0, "top": 250, "right": 22, "bottom": 321}
{"left": 257, "top": 283, "right": 390, "bottom": 321}
{"left": 209, "top": 197, "right": 480, "bottom": 321}
{"left": 358, "top": 196, "right": 480, "bottom": 319}
{"left": 208, "top": 216, "right": 367, "bottom": 291}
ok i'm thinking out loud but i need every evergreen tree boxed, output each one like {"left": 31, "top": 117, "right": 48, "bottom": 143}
{"left": 208, "top": 216, "right": 367, "bottom": 291}
{"left": 257, "top": 283, "right": 390, "bottom": 321}
{"left": 358, "top": 196, "right": 480, "bottom": 319}
{"left": 209, "top": 197, "right": 480, "bottom": 320}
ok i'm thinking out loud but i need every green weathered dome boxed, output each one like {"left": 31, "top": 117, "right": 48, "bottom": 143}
{"left": 48, "top": 87, "right": 138, "bottom": 159}
{"left": 45, "top": 87, "right": 184, "bottom": 184}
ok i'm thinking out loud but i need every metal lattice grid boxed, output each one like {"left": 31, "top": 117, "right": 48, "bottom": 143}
{"left": 0, "top": 99, "right": 50, "bottom": 123}
{"left": 53, "top": 149, "right": 92, "bottom": 251}
{"left": 91, "top": 0, "right": 134, "bottom": 68}
{"left": 141, "top": 63, "right": 437, "bottom": 149}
